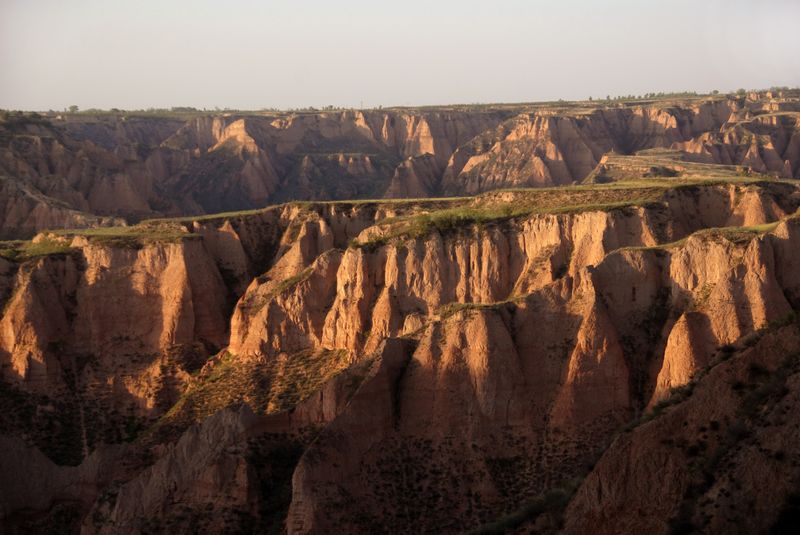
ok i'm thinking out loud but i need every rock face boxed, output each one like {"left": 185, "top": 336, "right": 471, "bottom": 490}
{"left": 273, "top": 194, "right": 800, "bottom": 532}
{"left": 0, "top": 236, "right": 232, "bottom": 466}
{"left": 563, "top": 322, "right": 800, "bottom": 535}
{"left": 2, "top": 92, "right": 798, "bottom": 239}
{"left": 674, "top": 112, "right": 800, "bottom": 178}
{"left": 3, "top": 93, "right": 800, "bottom": 534}
{"left": 0, "top": 109, "right": 508, "bottom": 237}
{"left": 440, "top": 100, "right": 736, "bottom": 193}
{"left": 0, "top": 176, "right": 124, "bottom": 239}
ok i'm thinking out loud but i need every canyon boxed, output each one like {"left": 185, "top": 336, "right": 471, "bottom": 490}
{"left": 2, "top": 91, "right": 800, "bottom": 534}
{"left": 2, "top": 91, "right": 799, "bottom": 239}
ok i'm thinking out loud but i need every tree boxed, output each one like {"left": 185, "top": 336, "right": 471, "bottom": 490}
{"left": 68, "top": 105, "right": 79, "bottom": 113}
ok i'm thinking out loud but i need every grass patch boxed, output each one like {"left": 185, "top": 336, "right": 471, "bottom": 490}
{"left": 689, "top": 283, "right": 716, "bottom": 312}
{"left": 352, "top": 178, "right": 778, "bottom": 250}
{"left": 248, "top": 267, "right": 315, "bottom": 311}
{"left": 350, "top": 187, "right": 669, "bottom": 249}
{"left": 0, "top": 237, "right": 75, "bottom": 261}
{"left": 271, "top": 267, "right": 314, "bottom": 294}
{"left": 379, "top": 205, "right": 524, "bottom": 241}
{"left": 436, "top": 301, "right": 506, "bottom": 320}
{"left": 146, "top": 207, "right": 271, "bottom": 225}
{"left": 52, "top": 225, "right": 195, "bottom": 248}
{"left": 0, "top": 224, "right": 198, "bottom": 260}
{"left": 146, "top": 348, "right": 352, "bottom": 441}
{"left": 700, "top": 221, "right": 780, "bottom": 244}
{"left": 619, "top": 218, "right": 783, "bottom": 255}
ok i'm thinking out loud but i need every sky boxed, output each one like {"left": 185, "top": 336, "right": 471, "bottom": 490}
{"left": 1, "top": 0, "right": 799, "bottom": 111}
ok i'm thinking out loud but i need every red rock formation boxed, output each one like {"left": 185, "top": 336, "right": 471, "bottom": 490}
{"left": 2, "top": 106, "right": 800, "bottom": 531}
{"left": 564, "top": 322, "right": 800, "bottom": 534}
{"left": 440, "top": 100, "right": 739, "bottom": 193}
{"left": 5, "top": 95, "right": 798, "bottom": 239}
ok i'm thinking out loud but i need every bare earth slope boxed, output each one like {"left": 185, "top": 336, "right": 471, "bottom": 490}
{"left": 2, "top": 90, "right": 799, "bottom": 239}
{"left": 1, "top": 175, "right": 800, "bottom": 533}
{"left": 3, "top": 91, "right": 800, "bottom": 534}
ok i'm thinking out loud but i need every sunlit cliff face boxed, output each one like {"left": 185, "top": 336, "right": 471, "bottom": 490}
{"left": 3, "top": 92, "right": 800, "bottom": 534}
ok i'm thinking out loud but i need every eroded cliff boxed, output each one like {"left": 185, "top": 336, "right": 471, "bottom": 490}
{"left": 4, "top": 92, "right": 800, "bottom": 533}
{"left": 2, "top": 173, "right": 800, "bottom": 533}
{"left": 3, "top": 91, "right": 799, "bottom": 239}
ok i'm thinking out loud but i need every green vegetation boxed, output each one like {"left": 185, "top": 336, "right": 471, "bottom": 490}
{"left": 157, "top": 207, "right": 269, "bottom": 225}
{"left": 0, "top": 225, "right": 199, "bottom": 262}
{"left": 0, "top": 236, "right": 75, "bottom": 261}
{"left": 348, "top": 176, "right": 793, "bottom": 250}
{"left": 247, "top": 267, "right": 315, "bottom": 312}
{"left": 271, "top": 267, "right": 313, "bottom": 294}
{"left": 349, "top": 182, "right": 686, "bottom": 249}
{"left": 147, "top": 348, "right": 352, "bottom": 440}
{"left": 52, "top": 225, "right": 196, "bottom": 248}
{"left": 2, "top": 169, "right": 788, "bottom": 263}
{"left": 619, "top": 218, "right": 785, "bottom": 256}
{"left": 143, "top": 196, "right": 462, "bottom": 228}
{"left": 436, "top": 301, "right": 508, "bottom": 321}
{"left": 351, "top": 205, "right": 522, "bottom": 249}
{"left": 0, "top": 111, "right": 52, "bottom": 140}
{"left": 700, "top": 221, "right": 781, "bottom": 244}
{"left": 688, "top": 283, "right": 715, "bottom": 312}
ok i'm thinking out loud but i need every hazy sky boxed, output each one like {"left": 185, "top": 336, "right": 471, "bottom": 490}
{"left": 1, "top": 0, "right": 799, "bottom": 110}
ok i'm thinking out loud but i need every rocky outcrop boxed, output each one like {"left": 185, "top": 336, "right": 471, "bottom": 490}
{"left": 81, "top": 344, "right": 384, "bottom": 534}
{"left": 440, "top": 100, "right": 739, "bottom": 193}
{"left": 0, "top": 235, "right": 231, "bottom": 467}
{"left": 563, "top": 321, "right": 800, "bottom": 535}
{"left": 0, "top": 198, "right": 457, "bottom": 466}
{"left": 86, "top": 405, "right": 261, "bottom": 534}
{"left": 0, "top": 108, "right": 511, "bottom": 237}
{"left": 228, "top": 183, "right": 796, "bottom": 364}
{"left": 674, "top": 113, "right": 800, "bottom": 178}
{"left": 5, "top": 95, "right": 798, "bottom": 239}
{"left": 384, "top": 154, "right": 442, "bottom": 198}
{"left": 282, "top": 213, "right": 800, "bottom": 531}
{"left": 200, "top": 181, "right": 800, "bottom": 532}
{"left": 3, "top": 172, "right": 800, "bottom": 532}
{"left": 0, "top": 237, "right": 228, "bottom": 392}
{"left": 0, "top": 176, "right": 124, "bottom": 239}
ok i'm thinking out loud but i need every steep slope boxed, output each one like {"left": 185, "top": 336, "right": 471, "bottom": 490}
{"left": 674, "top": 112, "right": 800, "bottom": 178}
{"left": 3, "top": 92, "right": 799, "bottom": 239}
{"left": 0, "top": 176, "right": 123, "bottom": 239}
{"left": 563, "top": 318, "right": 800, "bottom": 535}
{"left": 0, "top": 231, "right": 229, "bottom": 464}
{"left": 3, "top": 175, "right": 800, "bottom": 533}
{"left": 0, "top": 109, "right": 510, "bottom": 237}
{"left": 0, "top": 198, "right": 458, "bottom": 465}
{"left": 439, "top": 100, "right": 739, "bottom": 193}
{"left": 281, "top": 204, "right": 800, "bottom": 533}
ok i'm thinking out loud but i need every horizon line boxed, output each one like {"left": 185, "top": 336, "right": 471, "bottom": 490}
{"left": 5, "top": 86, "right": 799, "bottom": 115}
